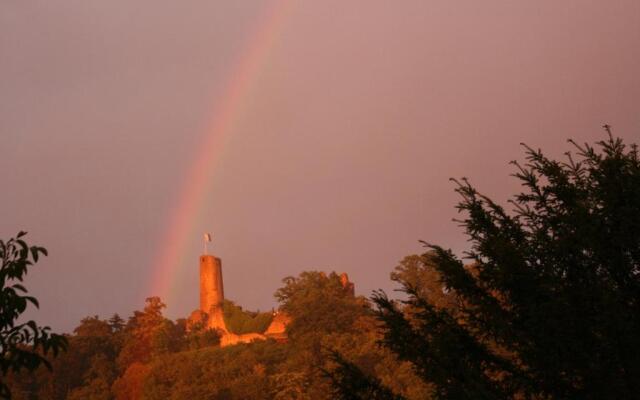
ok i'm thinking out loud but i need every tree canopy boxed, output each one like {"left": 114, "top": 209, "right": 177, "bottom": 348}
{"left": 0, "top": 232, "right": 67, "bottom": 399}
{"left": 332, "top": 129, "right": 640, "bottom": 399}
{"left": 6, "top": 270, "right": 428, "bottom": 399}
{"left": 223, "top": 300, "right": 273, "bottom": 335}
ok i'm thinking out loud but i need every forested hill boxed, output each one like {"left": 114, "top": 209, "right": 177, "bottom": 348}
{"left": 6, "top": 270, "right": 429, "bottom": 400}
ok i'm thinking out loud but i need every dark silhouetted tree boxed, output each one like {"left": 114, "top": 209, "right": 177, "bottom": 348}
{"left": 332, "top": 129, "right": 640, "bottom": 399}
{"left": 108, "top": 314, "right": 125, "bottom": 333}
{"left": 323, "top": 351, "right": 405, "bottom": 400}
{"left": 0, "top": 232, "right": 67, "bottom": 399}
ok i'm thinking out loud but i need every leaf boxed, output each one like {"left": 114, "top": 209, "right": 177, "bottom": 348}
{"left": 12, "top": 284, "right": 27, "bottom": 293}
{"left": 25, "top": 296, "right": 39, "bottom": 308}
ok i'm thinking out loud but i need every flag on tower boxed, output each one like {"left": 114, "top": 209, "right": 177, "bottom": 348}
{"left": 203, "top": 232, "right": 212, "bottom": 255}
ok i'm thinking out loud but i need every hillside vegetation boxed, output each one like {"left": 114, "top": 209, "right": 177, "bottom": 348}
{"left": 222, "top": 300, "right": 274, "bottom": 335}
{"left": 6, "top": 271, "right": 428, "bottom": 400}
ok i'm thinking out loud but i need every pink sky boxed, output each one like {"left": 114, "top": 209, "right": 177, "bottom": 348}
{"left": 1, "top": 0, "right": 639, "bottom": 331}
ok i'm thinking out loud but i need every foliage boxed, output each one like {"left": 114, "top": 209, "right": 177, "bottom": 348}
{"left": 336, "top": 130, "right": 640, "bottom": 399}
{"left": 323, "top": 350, "right": 405, "bottom": 400}
{"left": 325, "top": 314, "right": 432, "bottom": 400}
{"left": 66, "top": 353, "right": 116, "bottom": 400}
{"left": 390, "top": 254, "right": 458, "bottom": 313}
{"left": 0, "top": 232, "right": 67, "bottom": 399}
{"left": 180, "top": 318, "right": 220, "bottom": 351}
{"left": 273, "top": 271, "right": 427, "bottom": 399}
{"left": 222, "top": 300, "right": 273, "bottom": 335}
{"left": 116, "top": 297, "right": 177, "bottom": 369}
{"left": 112, "top": 362, "right": 150, "bottom": 400}
{"left": 108, "top": 314, "right": 125, "bottom": 333}
{"left": 23, "top": 315, "right": 121, "bottom": 399}
{"left": 275, "top": 271, "right": 368, "bottom": 348}
{"left": 4, "top": 268, "right": 430, "bottom": 399}
{"left": 143, "top": 340, "right": 286, "bottom": 400}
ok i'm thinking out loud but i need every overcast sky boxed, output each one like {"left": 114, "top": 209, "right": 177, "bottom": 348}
{"left": 2, "top": 0, "right": 639, "bottom": 332}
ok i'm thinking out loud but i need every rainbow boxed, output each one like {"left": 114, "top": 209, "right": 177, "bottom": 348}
{"left": 150, "top": 0, "right": 294, "bottom": 306}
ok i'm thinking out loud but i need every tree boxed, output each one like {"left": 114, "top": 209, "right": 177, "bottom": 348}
{"left": 113, "top": 297, "right": 184, "bottom": 399}
{"left": 322, "top": 314, "right": 432, "bottom": 400}
{"left": 333, "top": 129, "right": 640, "bottom": 399}
{"left": 390, "top": 254, "right": 458, "bottom": 313}
{"left": 108, "top": 314, "right": 125, "bottom": 333}
{"left": 223, "top": 300, "right": 273, "bottom": 335}
{"left": 274, "top": 271, "right": 370, "bottom": 399}
{"left": 116, "top": 297, "right": 174, "bottom": 369}
{"left": 66, "top": 353, "right": 116, "bottom": 400}
{"left": 324, "top": 350, "right": 405, "bottom": 400}
{"left": 275, "top": 271, "right": 368, "bottom": 348}
{"left": 111, "top": 362, "right": 150, "bottom": 400}
{"left": 54, "top": 316, "right": 120, "bottom": 399}
{"left": 0, "top": 232, "right": 67, "bottom": 399}
{"left": 74, "top": 316, "right": 112, "bottom": 338}
{"left": 141, "top": 340, "right": 285, "bottom": 400}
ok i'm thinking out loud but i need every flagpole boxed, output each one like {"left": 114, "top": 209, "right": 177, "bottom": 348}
{"left": 203, "top": 232, "right": 212, "bottom": 255}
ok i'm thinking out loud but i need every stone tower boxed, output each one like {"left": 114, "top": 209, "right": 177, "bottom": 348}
{"left": 200, "top": 255, "right": 227, "bottom": 331}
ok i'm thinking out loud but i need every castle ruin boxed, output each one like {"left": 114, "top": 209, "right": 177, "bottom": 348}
{"left": 189, "top": 252, "right": 288, "bottom": 346}
{"left": 189, "top": 249, "right": 354, "bottom": 347}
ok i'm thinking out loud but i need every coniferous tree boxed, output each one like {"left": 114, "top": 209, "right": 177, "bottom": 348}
{"left": 332, "top": 128, "right": 640, "bottom": 399}
{"left": 108, "top": 314, "right": 125, "bottom": 333}
{"left": 323, "top": 351, "right": 405, "bottom": 400}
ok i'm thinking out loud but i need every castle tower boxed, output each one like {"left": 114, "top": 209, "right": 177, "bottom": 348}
{"left": 200, "top": 255, "right": 224, "bottom": 314}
